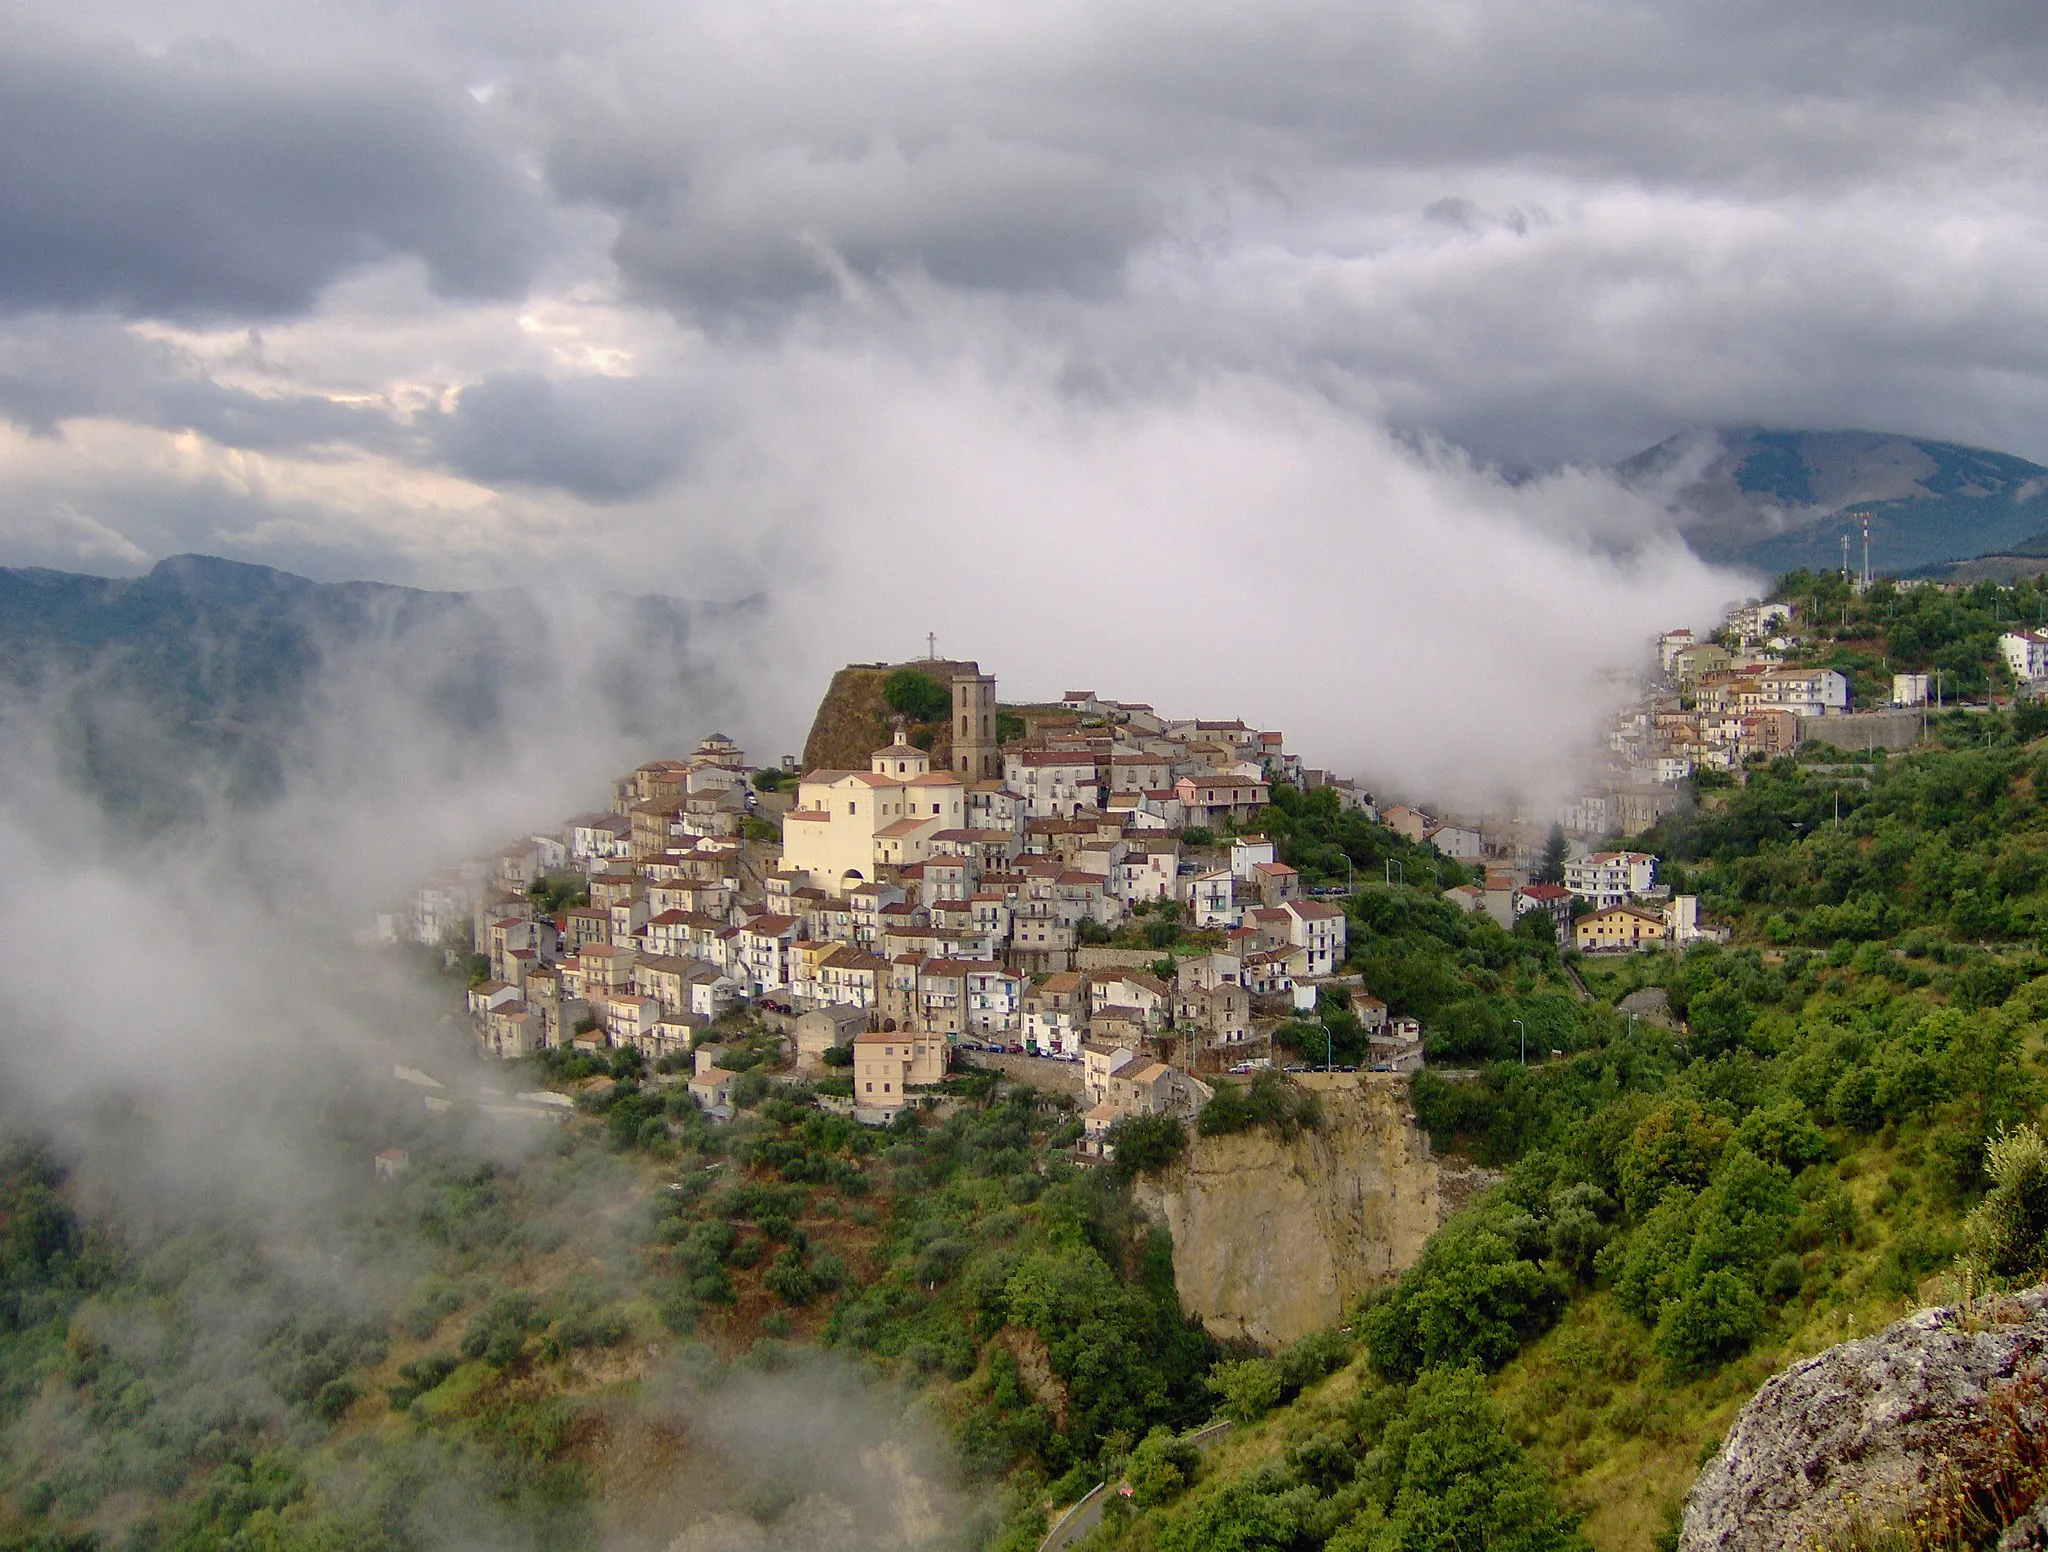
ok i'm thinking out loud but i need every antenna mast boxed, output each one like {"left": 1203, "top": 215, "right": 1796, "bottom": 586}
{"left": 1842, "top": 532, "right": 1851, "bottom": 585}
{"left": 1861, "top": 515, "right": 1872, "bottom": 593}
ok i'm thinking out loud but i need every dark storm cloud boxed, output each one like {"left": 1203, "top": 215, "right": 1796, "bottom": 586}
{"left": 549, "top": 128, "right": 1158, "bottom": 313}
{"left": 481, "top": 0, "right": 2048, "bottom": 470}
{"left": 0, "top": 28, "right": 542, "bottom": 322}
{"left": 425, "top": 370, "right": 697, "bottom": 503}
{"left": 4, "top": 0, "right": 2048, "bottom": 574}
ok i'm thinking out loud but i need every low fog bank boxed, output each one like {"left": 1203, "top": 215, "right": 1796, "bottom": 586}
{"left": 584, "top": 336, "right": 1758, "bottom": 810}
{"left": 0, "top": 612, "right": 974, "bottom": 1549}
{"left": 0, "top": 582, "right": 754, "bottom": 1143}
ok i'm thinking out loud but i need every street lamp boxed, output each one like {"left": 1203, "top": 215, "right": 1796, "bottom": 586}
{"left": 1513, "top": 1018, "right": 1527, "bottom": 1066}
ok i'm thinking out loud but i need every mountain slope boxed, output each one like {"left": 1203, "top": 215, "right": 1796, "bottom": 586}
{"left": 1619, "top": 427, "right": 2048, "bottom": 576}
{"left": 0, "top": 554, "right": 729, "bottom": 829}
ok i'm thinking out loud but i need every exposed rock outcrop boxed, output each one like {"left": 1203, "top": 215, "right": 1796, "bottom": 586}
{"left": 1134, "top": 1075, "right": 1491, "bottom": 1349}
{"left": 800, "top": 661, "right": 978, "bottom": 773}
{"left": 1681, "top": 1287, "right": 2048, "bottom": 1552}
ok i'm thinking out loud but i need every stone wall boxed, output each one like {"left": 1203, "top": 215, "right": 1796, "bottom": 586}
{"left": 1797, "top": 707, "right": 1925, "bottom": 751}
{"left": 971, "top": 1051, "right": 1087, "bottom": 1095}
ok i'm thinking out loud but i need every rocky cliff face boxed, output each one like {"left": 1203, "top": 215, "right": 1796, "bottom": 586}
{"left": 800, "top": 660, "right": 978, "bottom": 773}
{"left": 1135, "top": 1076, "right": 1489, "bottom": 1349}
{"left": 1681, "top": 1287, "right": 2048, "bottom": 1552}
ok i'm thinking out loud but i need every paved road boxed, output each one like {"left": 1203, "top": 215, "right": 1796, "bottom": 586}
{"left": 1038, "top": 1422, "right": 1235, "bottom": 1552}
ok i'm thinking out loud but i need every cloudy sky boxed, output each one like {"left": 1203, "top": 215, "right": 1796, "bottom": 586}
{"left": 3, "top": 0, "right": 2043, "bottom": 784}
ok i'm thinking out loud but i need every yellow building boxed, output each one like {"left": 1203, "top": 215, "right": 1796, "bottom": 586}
{"left": 852, "top": 1027, "right": 949, "bottom": 1115}
{"left": 1572, "top": 905, "right": 1668, "bottom": 953}
{"left": 779, "top": 736, "right": 966, "bottom": 895}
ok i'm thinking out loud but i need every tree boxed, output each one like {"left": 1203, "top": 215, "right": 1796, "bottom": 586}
{"left": 1960, "top": 1123, "right": 2048, "bottom": 1284}
{"left": 1126, "top": 1427, "right": 1199, "bottom": 1505}
{"left": 1206, "top": 1358, "right": 1283, "bottom": 1423}
{"left": 1617, "top": 1097, "right": 1732, "bottom": 1215}
{"left": 1365, "top": 1210, "right": 1567, "bottom": 1381}
{"left": 1341, "top": 1366, "right": 1590, "bottom": 1552}
{"left": 883, "top": 668, "right": 950, "bottom": 722}
{"left": 1653, "top": 1268, "right": 1765, "bottom": 1375}
{"left": 1537, "top": 824, "right": 1568, "bottom": 885}
{"left": 1107, "top": 1113, "right": 1188, "bottom": 1181}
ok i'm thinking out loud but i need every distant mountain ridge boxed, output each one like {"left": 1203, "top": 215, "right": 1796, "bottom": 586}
{"left": 0, "top": 554, "right": 731, "bottom": 830}
{"left": 1619, "top": 427, "right": 2048, "bottom": 578}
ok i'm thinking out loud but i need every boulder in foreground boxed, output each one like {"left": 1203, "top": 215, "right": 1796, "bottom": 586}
{"left": 1681, "top": 1287, "right": 2048, "bottom": 1551}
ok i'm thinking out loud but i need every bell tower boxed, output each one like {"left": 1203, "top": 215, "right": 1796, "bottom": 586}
{"left": 951, "top": 665, "right": 1000, "bottom": 781}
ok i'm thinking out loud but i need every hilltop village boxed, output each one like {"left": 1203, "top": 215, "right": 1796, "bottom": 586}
{"left": 398, "top": 648, "right": 1739, "bottom": 1146}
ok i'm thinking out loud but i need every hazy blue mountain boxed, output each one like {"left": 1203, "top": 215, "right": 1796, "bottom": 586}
{"left": 0, "top": 555, "right": 723, "bottom": 830}
{"left": 1619, "top": 427, "right": 2048, "bottom": 578}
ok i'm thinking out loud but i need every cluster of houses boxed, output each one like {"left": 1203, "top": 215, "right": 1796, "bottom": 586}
{"left": 1544, "top": 600, "right": 1851, "bottom": 839}
{"left": 409, "top": 663, "right": 1403, "bottom": 1131}
{"left": 1427, "top": 837, "right": 1721, "bottom": 957}
{"left": 403, "top": 642, "right": 1757, "bottom": 1139}
{"left": 1619, "top": 616, "right": 1847, "bottom": 780}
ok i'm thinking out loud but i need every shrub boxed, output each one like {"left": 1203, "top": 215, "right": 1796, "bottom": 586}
{"left": 1197, "top": 1071, "right": 1320, "bottom": 1140}
{"left": 313, "top": 1378, "right": 359, "bottom": 1423}
{"left": 1960, "top": 1123, "right": 2048, "bottom": 1285}
{"left": 1653, "top": 1268, "right": 1765, "bottom": 1376}
{"left": 763, "top": 1248, "right": 819, "bottom": 1306}
{"left": 1207, "top": 1359, "right": 1283, "bottom": 1424}
{"left": 1762, "top": 1253, "right": 1804, "bottom": 1302}
{"left": 1127, "top": 1427, "right": 1200, "bottom": 1506}
{"left": 460, "top": 1291, "right": 542, "bottom": 1368}
{"left": 1107, "top": 1113, "right": 1187, "bottom": 1181}
{"left": 385, "top": 1353, "right": 459, "bottom": 1411}
{"left": 882, "top": 668, "right": 950, "bottom": 722}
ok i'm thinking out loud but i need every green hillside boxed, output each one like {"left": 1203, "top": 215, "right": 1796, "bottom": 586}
{"left": 0, "top": 555, "right": 712, "bottom": 830}
{"left": 1079, "top": 729, "right": 2048, "bottom": 1552}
